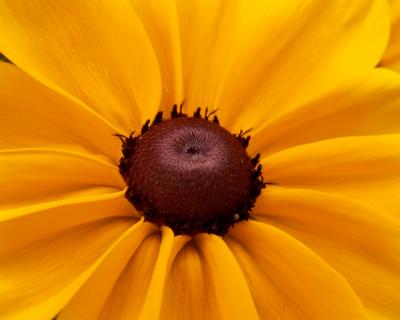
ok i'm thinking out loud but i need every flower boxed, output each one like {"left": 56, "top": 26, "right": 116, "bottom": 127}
{"left": 0, "top": 1, "right": 399, "bottom": 319}
{"left": 381, "top": 0, "right": 400, "bottom": 72}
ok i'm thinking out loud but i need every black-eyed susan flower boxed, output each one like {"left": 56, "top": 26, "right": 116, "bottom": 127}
{"left": 0, "top": 1, "right": 400, "bottom": 319}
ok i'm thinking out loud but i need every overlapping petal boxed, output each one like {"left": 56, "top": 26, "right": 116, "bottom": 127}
{"left": 86, "top": 228, "right": 188, "bottom": 320}
{"left": 0, "top": 0, "right": 162, "bottom": 132}
{"left": 139, "top": 228, "right": 190, "bottom": 319}
{"left": 58, "top": 221, "right": 156, "bottom": 320}
{"left": 226, "top": 221, "right": 368, "bottom": 319}
{"left": 129, "top": 0, "right": 184, "bottom": 108}
{"left": 0, "top": 218, "right": 135, "bottom": 320}
{"left": 95, "top": 231, "right": 161, "bottom": 319}
{"left": 160, "top": 242, "right": 219, "bottom": 320}
{"left": 194, "top": 234, "right": 259, "bottom": 320}
{"left": 175, "top": 0, "right": 254, "bottom": 116}
{"left": 253, "top": 187, "right": 400, "bottom": 319}
{"left": 0, "top": 62, "right": 122, "bottom": 163}
{"left": 127, "top": 0, "right": 389, "bottom": 126}
{"left": 249, "top": 68, "right": 400, "bottom": 155}
{"left": 214, "top": 0, "right": 389, "bottom": 130}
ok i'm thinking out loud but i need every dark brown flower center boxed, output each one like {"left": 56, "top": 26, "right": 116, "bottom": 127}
{"left": 117, "top": 106, "right": 265, "bottom": 235}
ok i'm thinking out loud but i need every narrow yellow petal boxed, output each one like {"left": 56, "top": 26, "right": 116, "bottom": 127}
{"left": 0, "top": 0, "right": 162, "bottom": 131}
{"left": 0, "top": 148, "right": 123, "bottom": 213}
{"left": 0, "top": 188, "right": 136, "bottom": 256}
{"left": 139, "top": 227, "right": 190, "bottom": 319}
{"left": 98, "top": 230, "right": 162, "bottom": 319}
{"left": 160, "top": 242, "right": 219, "bottom": 320}
{"left": 130, "top": 0, "right": 184, "bottom": 108}
{"left": 194, "top": 234, "right": 259, "bottom": 320}
{"left": 227, "top": 220, "right": 368, "bottom": 319}
{"left": 263, "top": 134, "right": 400, "bottom": 217}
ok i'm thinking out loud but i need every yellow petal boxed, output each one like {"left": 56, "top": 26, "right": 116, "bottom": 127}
{"left": 263, "top": 134, "right": 400, "bottom": 217}
{"left": 194, "top": 234, "right": 259, "bottom": 320}
{"left": 98, "top": 230, "right": 162, "bottom": 319}
{"left": 160, "top": 242, "right": 219, "bottom": 320}
{"left": 129, "top": 0, "right": 184, "bottom": 107}
{"left": 213, "top": 0, "right": 389, "bottom": 131}
{"left": 249, "top": 68, "right": 400, "bottom": 155}
{"left": 0, "top": 189, "right": 136, "bottom": 256}
{"left": 139, "top": 227, "right": 190, "bottom": 319}
{"left": 381, "top": 0, "right": 400, "bottom": 72}
{"left": 0, "top": 148, "right": 123, "bottom": 213}
{"left": 227, "top": 220, "right": 368, "bottom": 319}
{"left": 0, "top": 217, "right": 134, "bottom": 320}
{"left": 58, "top": 220, "right": 156, "bottom": 320}
{"left": 388, "top": 0, "right": 400, "bottom": 23}
{"left": 0, "top": 62, "right": 122, "bottom": 163}
{"left": 253, "top": 187, "right": 400, "bottom": 319}
{"left": 175, "top": 0, "right": 259, "bottom": 119}
{"left": 0, "top": 0, "right": 162, "bottom": 132}
{"left": 95, "top": 227, "right": 189, "bottom": 319}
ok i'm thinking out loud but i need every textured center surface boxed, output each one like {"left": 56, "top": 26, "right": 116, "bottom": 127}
{"left": 122, "top": 116, "right": 255, "bottom": 235}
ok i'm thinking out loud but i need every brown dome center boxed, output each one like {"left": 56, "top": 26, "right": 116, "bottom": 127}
{"left": 117, "top": 106, "right": 265, "bottom": 235}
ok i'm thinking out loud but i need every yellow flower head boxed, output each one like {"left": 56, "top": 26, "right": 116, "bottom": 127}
{"left": 0, "top": 1, "right": 399, "bottom": 319}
